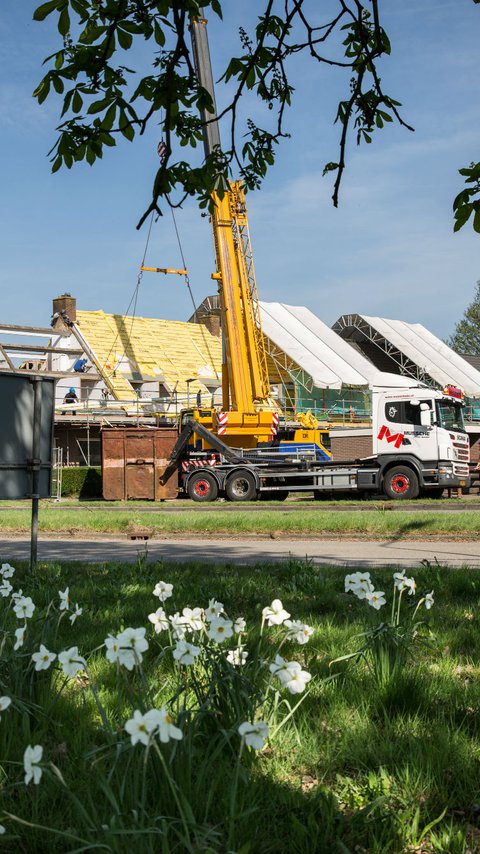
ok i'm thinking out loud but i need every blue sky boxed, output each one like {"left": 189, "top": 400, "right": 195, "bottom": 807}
{"left": 1, "top": 1, "right": 479, "bottom": 341}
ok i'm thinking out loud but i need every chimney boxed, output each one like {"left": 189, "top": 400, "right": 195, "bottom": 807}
{"left": 200, "top": 313, "right": 221, "bottom": 337}
{"left": 52, "top": 293, "right": 77, "bottom": 332}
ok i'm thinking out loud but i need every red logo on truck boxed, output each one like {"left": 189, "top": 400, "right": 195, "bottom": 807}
{"left": 377, "top": 425, "right": 404, "bottom": 449}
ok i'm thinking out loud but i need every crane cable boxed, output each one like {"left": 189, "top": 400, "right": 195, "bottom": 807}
{"left": 168, "top": 201, "right": 221, "bottom": 387}
{"left": 168, "top": 202, "right": 198, "bottom": 315}
{"left": 102, "top": 210, "right": 155, "bottom": 376}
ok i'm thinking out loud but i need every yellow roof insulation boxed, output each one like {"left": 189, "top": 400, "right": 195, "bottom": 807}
{"left": 75, "top": 309, "right": 222, "bottom": 401}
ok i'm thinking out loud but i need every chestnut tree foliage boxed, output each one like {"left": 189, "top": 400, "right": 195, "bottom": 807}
{"left": 33, "top": 0, "right": 479, "bottom": 231}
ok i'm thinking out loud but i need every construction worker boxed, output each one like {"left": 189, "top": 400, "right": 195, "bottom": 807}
{"left": 62, "top": 387, "right": 78, "bottom": 415}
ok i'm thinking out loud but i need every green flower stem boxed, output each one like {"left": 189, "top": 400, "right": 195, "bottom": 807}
{"left": 227, "top": 739, "right": 244, "bottom": 851}
{"left": 151, "top": 740, "right": 192, "bottom": 850}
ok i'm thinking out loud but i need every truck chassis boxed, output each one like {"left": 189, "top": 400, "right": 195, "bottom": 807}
{"left": 173, "top": 420, "right": 469, "bottom": 502}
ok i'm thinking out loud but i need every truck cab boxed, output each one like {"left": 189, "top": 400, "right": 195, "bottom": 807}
{"left": 372, "top": 384, "right": 470, "bottom": 498}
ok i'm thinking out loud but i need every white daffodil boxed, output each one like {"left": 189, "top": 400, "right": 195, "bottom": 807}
{"left": 58, "top": 587, "right": 70, "bottom": 611}
{"left": 169, "top": 612, "right": 187, "bottom": 641}
{"left": 117, "top": 627, "right": 149, "bottom": 658}
{"left": 13, "top": 596, "right": 35, "bottom": 620}
{"left": 226, "top": 648, "right": 248, "bottom": 666}
{"left": 285, "top": 619, "right": 314, "bottom": 645}
{"left": 0, "top": 580, "right": 13, "bottom": 598}
{"left": 31, "top": 645, "right": 56, "bottom": 672}
{"left": 207, "top": 616, "right": 234, "bottom": 643}
{"left": 1, "top": 563, "right": 15, "bottom": 578}
{"left": 173, "top": 640, "right": 201, "bottom": 666}
{"left": 105, "top": 635, "right": 135, "bottom": 671}
{"left": 125, "top": 710, "right": 157, "bottom": 746}
{"left": 105, "top": 635, "right": 121, "bottom": 663}
{"left": 11, "top": 589, "right": 23, "bottom": 601}
{"left": 181, "top": 607, "right": 204, "bottom": 632}
{"left": 69, "top": 604, "right": 83, "bottom": 624}
{"left": 344, "top": 573, "right": 361, "bottom": 593}
{"left": 24, "top": 744, "right": 43, "bottom": 785}
{"left": 424, "top": 591, "right": 434, "bottom": 610}
{"left": 352, "top": 573, "right": 374, "bottom": 600}
{"left": 393, "top": 570, "right": 407, "bottom": 590}
{"left": 403, "top": 576, "right": 417, "bottom": 596}
{"left": 152, "top": 581, "right": 173, "bottom": 602}
{"left": 148, "top": 607, "right": 169, "bottom": 633}
{"left": 280, "top": 661, "right": 312, "bottom": 695}
{"left": 234, "top": 617, "right": 246, "bottom": 634}
{"left": 58, "top": 647, "right": 86, "bottom": 679}
{"left": 205, "top": 599, "right": 224, "bottom": 622}
{"left": 157, "top": 706, "right": 183, "bottom": 743}
{"left": 14, "top": 625, "right": 26, "bottom": 651}
{"left": 0, "top": 696, "right": 12, "bottom": 720}
{"left": 238, "top": 720, "right": 269, "bottom": 750}
{"left": 262, "top": 598, "right": 291, "bottom": 626}
{"left": 269, "top": 654, "right": 290, "bottom": 681}
{"left": 0, "top": 824, "right": 5, "bottom": 834}
{"left": 366, "top": 590, "right": 386, "bottom": 611}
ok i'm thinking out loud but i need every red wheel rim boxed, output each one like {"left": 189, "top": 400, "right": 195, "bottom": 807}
{"left": 194, "top": 479, "right": 209, "bottom": 497}
{"left": 391, "top": 474, "right": 409, "bottom": 494}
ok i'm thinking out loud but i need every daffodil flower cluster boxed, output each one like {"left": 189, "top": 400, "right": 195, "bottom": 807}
{"left": 105, "top": 627, "right": 149, "bottom": 670}
{"left": 269, "top": 654, "right": 312, "bottom": 693}
{"left": 344, "top": 570, "right": 434, "bottom": 613}
{"left": 58, "top": 587, "right": 83, "bottom": 624}
{"left": 125, "top": 707, "right": 183, "bottom": 746}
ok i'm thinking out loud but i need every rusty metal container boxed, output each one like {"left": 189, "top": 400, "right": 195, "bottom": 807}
{"left": 102, "top": 428, "right": 178, "bottom": 500}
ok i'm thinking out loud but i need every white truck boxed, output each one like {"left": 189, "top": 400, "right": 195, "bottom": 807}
{"left": 174, "top": 382, "right": 470, "bottom": 501}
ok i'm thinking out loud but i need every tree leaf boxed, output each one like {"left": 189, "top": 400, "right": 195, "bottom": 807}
{"left": 72, "top": 90, "right": 83, "bottom": 113}
{"left": 473, "top": 207, "right": 480, "bottom": 234}
{"left": 117, "top": 27, "right": 133, "bottom": 50}
{"left": 58, "top": 7, "right": 70, "bottom": 37}
{"left": 33, "top": 0, "right": 60, "bottom": 22}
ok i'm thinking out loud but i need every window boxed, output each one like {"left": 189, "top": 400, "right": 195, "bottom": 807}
{"left": 385, "top": 400, "right": 432, "bottom": 426}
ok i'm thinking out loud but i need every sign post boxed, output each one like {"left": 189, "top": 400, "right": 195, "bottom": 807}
{"left": 0, "top": 372, "right": 54, "bottom": 571}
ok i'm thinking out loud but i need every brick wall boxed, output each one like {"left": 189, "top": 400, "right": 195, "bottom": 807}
{"left": 330, "top": 430, "right": 373, "bottom": 461}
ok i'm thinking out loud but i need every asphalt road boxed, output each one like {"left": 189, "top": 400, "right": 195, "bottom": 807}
{"left": 1, "top": 536, "right": 479, "bottom": 568}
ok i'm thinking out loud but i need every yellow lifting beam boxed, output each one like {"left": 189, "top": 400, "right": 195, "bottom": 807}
{"left": 140, "top": 266, "right": 188, "bottom": 275}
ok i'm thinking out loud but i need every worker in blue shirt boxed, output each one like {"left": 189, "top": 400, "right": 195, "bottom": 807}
{"left": 73, "top": 358, "right": 88, "bottom": 372}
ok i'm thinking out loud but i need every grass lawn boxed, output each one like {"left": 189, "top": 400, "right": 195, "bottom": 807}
{"left": 0, "top": 505, "right": 480, "bottom": 538}
{"left": 0, "top": 557, "right": 479, "bottom": 852}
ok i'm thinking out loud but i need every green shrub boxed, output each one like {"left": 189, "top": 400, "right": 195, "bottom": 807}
{"left": 61, "top": 466, "right": 102, "bottom": 498}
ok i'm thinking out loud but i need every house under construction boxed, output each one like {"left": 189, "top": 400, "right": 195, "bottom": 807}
{"left": 2, "top": 292, "right": 480, "bottom": 468}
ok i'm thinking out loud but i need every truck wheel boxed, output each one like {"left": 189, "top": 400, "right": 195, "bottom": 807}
{"left": 187, "top": 471, "right": 218, "bottom": 502}
{"left": 225, "top": 470, "right": 257, "bottom": 502}
{"left": 383, "top": 466, "right": 419, "bottom": 500}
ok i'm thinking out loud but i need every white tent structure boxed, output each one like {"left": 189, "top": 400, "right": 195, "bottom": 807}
{"left": 259, "top": 302, "right": 409, "bottom": 392}
{"left": 333, "top": 314, "right": 480, "bottom": 399}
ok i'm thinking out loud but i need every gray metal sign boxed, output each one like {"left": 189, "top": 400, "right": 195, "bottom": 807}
{"left": 0, "top": 373, "right": 54, "bottom": 499}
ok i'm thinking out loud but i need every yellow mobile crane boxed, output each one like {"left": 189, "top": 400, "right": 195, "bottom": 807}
{"left": 184, "top": 13, "right": 280, "bottom": 449}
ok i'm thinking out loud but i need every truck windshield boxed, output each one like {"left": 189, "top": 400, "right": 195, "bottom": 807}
{"left": 435, "top": 400, "right": 465, "bottom": 432}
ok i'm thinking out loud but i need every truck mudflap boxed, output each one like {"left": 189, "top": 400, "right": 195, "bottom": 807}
{"left": 356, "top": 468, "right": 380, "bottom": 490}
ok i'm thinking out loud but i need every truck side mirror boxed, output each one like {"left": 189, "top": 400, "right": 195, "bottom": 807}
{"left": 420, "top": 406, "right": 432, "bottom": 428}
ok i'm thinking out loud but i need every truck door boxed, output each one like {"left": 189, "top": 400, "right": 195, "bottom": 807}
{"left": 376, "top": 398, "right": 436, "bottom": 462}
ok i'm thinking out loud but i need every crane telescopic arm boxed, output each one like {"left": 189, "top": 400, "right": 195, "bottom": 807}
{"left": 189, "top": 14, "right": 271, "bottom": 415}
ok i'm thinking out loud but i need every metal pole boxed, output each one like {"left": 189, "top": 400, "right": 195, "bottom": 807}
{"left": 30, "top": 376, "right": 42, "bottom": 573}
{"left": 86, "top": 395, "right": 90, "bottom": 467}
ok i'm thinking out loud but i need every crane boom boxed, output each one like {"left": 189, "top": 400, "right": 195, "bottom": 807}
{"left": 190, "top": 13, "right": 272, "bottom": 416}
